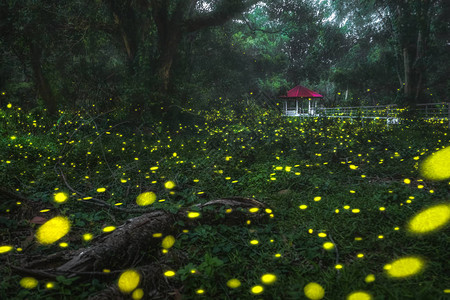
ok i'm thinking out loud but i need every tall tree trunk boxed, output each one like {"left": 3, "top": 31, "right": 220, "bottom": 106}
{"left": 106, "top": 0, "right": 139, "bottom": 64}
{"left": 29, "top": 42, "right": 57, "bottom": 115}
{"left": 403, "top": 46, "right": 415, "bottom": 106}
{"left": 156, "top": 29, "right": 182, "bottom": 93}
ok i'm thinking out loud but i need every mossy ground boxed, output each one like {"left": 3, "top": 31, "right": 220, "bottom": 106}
{"left": 0, "top": 104, "right": 449, "bottom": 299}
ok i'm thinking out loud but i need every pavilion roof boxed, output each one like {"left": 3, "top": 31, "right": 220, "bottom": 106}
{"left": 280, "top": 85, "right": 323, "bottom": 98}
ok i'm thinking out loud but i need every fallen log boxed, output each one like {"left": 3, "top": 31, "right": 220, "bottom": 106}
{"left": 11, "top": 197, "right": 270, "bottom": 298}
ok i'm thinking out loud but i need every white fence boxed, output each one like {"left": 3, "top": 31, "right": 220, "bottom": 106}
{"left": 283, "top": 102, "right": 450, "bottom": 128}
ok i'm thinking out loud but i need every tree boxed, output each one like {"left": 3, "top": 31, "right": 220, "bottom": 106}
{"left": 331, "top": 0, "right": 448, "bottom": 106}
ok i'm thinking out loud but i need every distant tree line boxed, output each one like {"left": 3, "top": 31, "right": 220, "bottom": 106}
{"left": 0, "top": 0, "right": 448, "bottom": 117}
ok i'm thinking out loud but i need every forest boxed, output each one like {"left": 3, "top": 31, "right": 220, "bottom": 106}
{"left": 0, "top": 0, "right": 449, "bottom": 299}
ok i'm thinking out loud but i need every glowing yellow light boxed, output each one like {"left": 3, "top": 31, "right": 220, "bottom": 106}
{"left": 251, "top": 285, "right": 264, "bottom": 294}
{"left": 335, "top": 264, "right": 343, "bottom": 269}
{"left": 7, "top": 103, "right": 12, "bottom": 108}
{"left": 118, "top": 269, "right": 141, "bottom": 293}
{"left": 59, "top": 242, "right": 68, "bottom": 248}
{"left": 20, "top": 277, "right": 38, "bottom": 289}
{"left": 365, "top": 274, "right": 375, "bottom": 283}
{"left": 250, "top": 239, "right": 259, "bottom": 245}
{"left": 187, "top": 211, "right": 201, "bottom": 218}
{"left": 196, "top": 289, "right": 204, "bottom": 294}
{"left": 357, "top": 253, "right": 364, "bottom": 258}
{"left": 318, "top": 233, "right": 327, "bottom": 237}
{"left": 54, "top": 192, "right": 68, "bottom": 203}
{"left": 420, "top": 146, "right": 450, "bottom": 180}
{"left": 164, "top": 270, "right": 176, "bottom": 277}
{"left": 103, "top": 269, "right": 111, "bottom": 273}
{"left": 227, "top": 278, "right": 241, "bottom": 288}
{"left": 346, "top": 291, "right": 372, "bottom": 300}
{"left": 136, "top": 192, "right": 156, "bottom": 206}
{"left": 314, "top": 196, "right": 321, "bottom": 201}
{"left": 46, "top": 282, "right": 55, "bottom": 289}
{"left": 162, "top": 235, "right": 175, "bottom": 249}
{"left": 352, "top": 209, "right": 360, "bottom": 213}
{"left": 97, "top": 187, "right": 106, "bottom": 192}
{"left": 299, "top": 205, "right": 308, "bottom": 210}
{"left": 0, "top": 245, "right": 13, "bottom": 254}
{"left": 323, "top": 242, "right": 334, "bottom": 250}
{"left": 103, "top": 226, "right": 116, "bottom": 232}
{"left": 265, "top": 208, "right": 272, "bottom": 214}
{"left": 349, "top": 165, "right": 358, "bottom": 170}
{"left": 403, "top": 178, "right": 411, "bottom": 184}
{"left": 304, "top": 282, "right": 325, "bottom": 300}
{"left": 132, "top": 288, "right": 144, "bottom": 300}
{"left": 249, "top": 207, "right": 259, "bottom": 213}
{"left": 261, "top": 273, "right": 276, "bottom": 284}
{"left": 164, "top": 181, "right": 176, "bottom": 189}
{"left": 153, "top": 233, "right": 162, "bottom": 238}
{"left": 36, "top": 216, "right": 70, "bottom": 245}
{"left": 384, "top": 256, "right": 425, "bottom": 278}
{"left": 407, "top": 203, "right": 450, "bottom": 234}
{"left": 82, "top": 233, "right": 93, "bottom": 241}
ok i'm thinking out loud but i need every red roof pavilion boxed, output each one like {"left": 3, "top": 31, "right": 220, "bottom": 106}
{"left": 280, "top": 85, "right": 323, "bottom": 98}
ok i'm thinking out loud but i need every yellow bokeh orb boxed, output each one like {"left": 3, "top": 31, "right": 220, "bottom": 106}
{"left": 162, "top": 235, "right": 175, "bottom": 249}
{"left": 251, "top": 285, "right": 264, "bottom": 294}
{"left": 304, "top": 282, "right": 325, "bottom": 300}
{"left": 0, "top": 245, "right": 14, "bottom": 254}
{"left": 420, "top": 146, "right": 450, "bottom": 180}
{"left": 347, "top": 291, "right": 372, "bottom": 300}
{"left": 384, "top": 256, "right": 424, "bottom": 278}
{"left": 227, "top": 278, "right": 241, "bottom": 288}
{"left": 36, "top": 216, "right": 71, "bottom": 245}
{"left": 20, "top": 277, "right": 38, "bottom": 289}
{"left": 407, "top": 204, "right": 450, "bottom": 234}
{"left": 54, "top": 192, "right": 68, "bottom": 203}
{"left": 261, "top": 273, "right": 277, "bottom": 284}
{"left": 365, "top": 274, "right": 375, "bottom": 283}
{"left": 102, "top": 226, "right": 116, "bottom": 233}
{"left": 164, "top": 270, "right": 176, "bottom": 277}
{"left": 118, "top": 269, "right": 140, "bottom": 293}
{"left": 132, "top": 288, "right": 144, "bottom": 300}
{"left": 164, "top": 181, "right": 176, "bottom": 189}
{"left": 136, "top": 192, "right": 156, "bottom": 206}
{"left": 187, "top": 211, "right": 201, "bottom": 218}
{"left": 323, "top": 242, "right": 334, "bottom": 250}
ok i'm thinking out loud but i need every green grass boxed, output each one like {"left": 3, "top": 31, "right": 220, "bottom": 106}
{"left": 0, "top": 103, "right": 449, "bottom": 299}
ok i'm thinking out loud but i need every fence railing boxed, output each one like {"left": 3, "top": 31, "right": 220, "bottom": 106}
{"left": 316, "top": 105, "right": 399, "bottom": 119}
{"left": 283, "top": 102, "right": 450, "bottom": 128}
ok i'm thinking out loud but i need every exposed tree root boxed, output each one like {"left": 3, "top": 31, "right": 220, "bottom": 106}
{"left": 10, "top": 197, "right": 269, "bottom": 298}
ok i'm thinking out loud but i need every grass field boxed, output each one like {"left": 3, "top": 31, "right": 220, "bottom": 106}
{"left": 0, "top": 103, "right": 449, "bottom": 299}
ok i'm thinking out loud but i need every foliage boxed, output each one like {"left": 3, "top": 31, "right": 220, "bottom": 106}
{"left": 1, "top": 102, "right": 449, "bottom": 299}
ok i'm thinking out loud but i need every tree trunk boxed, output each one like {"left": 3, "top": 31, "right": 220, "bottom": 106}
{"left": 156, "top": 29, "right": 182, "bottom": 93}
{"left": 29, "top": 42, "right": 57, "bottom": 115}
{"left": 106, "top": 0, "right": 139, "bottom": 64}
